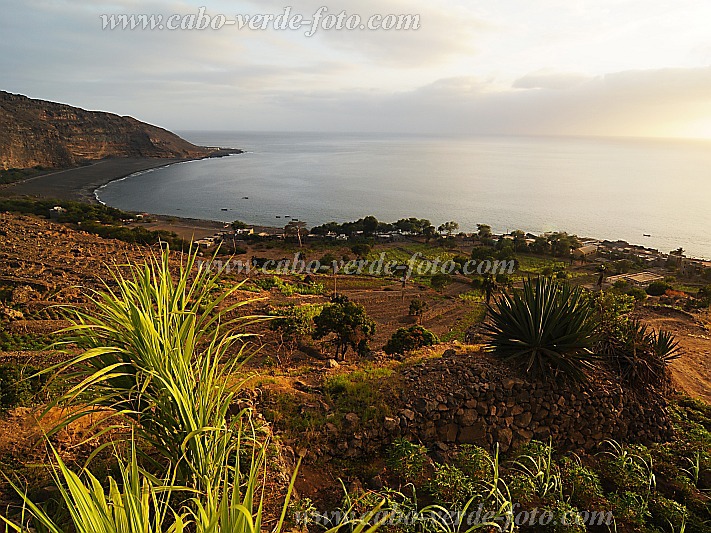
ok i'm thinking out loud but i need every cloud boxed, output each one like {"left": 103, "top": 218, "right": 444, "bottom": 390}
{"left": 513, "top": 70, "right": 591, "bottom": 90}
{"left": 236, "top": 66, "right": 711, "bottom": 137}
{"left": 2, "top": 0, "right": 711, "bottom": 137}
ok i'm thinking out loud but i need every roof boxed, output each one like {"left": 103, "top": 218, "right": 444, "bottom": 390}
{"left": 607, "top": 271, "right": 665, "bottom": 285}
{"left": 574, "top": 245, "right": 598, "bottom": 255}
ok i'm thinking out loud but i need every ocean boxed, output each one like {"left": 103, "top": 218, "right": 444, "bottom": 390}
{"left": 95, "top": 132, "right": 711, "bottom": 259}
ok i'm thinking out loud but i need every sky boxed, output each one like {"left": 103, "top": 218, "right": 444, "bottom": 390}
{"left": 2, "top": 0, "right": 711, "bottom": 138}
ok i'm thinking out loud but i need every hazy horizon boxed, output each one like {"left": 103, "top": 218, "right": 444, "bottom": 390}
{"left": 3, "top": 1, "right": 711, "bottom": 139}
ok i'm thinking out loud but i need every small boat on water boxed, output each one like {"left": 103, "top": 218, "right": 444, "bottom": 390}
{"left": 643, "top": 233, "right": 651, "bottom": 237}
{"left": 221, "top": 208, "right": 229, "bottom": 211}
{"left": 276, "top": 215, "right": 281, "bottom": 218}
{"left": 242, "top": 196, "right": 249, "bottom": 199}
{"left": 284, "top": 215, "right": 290, "bottom": 218}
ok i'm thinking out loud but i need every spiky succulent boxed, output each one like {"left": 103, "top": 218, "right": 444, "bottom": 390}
{"left": 483, "top": 277, "right": 598, "bottom": 381}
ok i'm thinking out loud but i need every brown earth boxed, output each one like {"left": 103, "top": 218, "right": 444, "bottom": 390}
{"left": 637, "top": 306, "right": 711, "bottom": 403}
{"left": 0, "top": 211, "right": 709, "bottom": 508}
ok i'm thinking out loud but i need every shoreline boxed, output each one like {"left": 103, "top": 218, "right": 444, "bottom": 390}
{"left": 0, "top": 150, "right": 243, "bottom": 204}
{"left": 1, "top": 154, "right": 708, "bottom": 261}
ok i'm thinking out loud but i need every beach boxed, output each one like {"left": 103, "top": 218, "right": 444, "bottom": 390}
{"left": 0, "top": 157, "right": 187, "bottom": 203}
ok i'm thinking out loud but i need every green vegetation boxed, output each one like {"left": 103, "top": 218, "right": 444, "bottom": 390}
{"left": 253, "top": 275, "right": 325, "bottom": 295}
{"left": 374, "top": 409, "right": 710, "bottom": 533}
{"left": 45, "top": 248, "right": 260, "bottom": 492}
{"left": 0, "top": 197, "right": 185, "bottom": 247}
{"left": 0, "top": 363, "right": 47, "bottom": 409}
{"left": 1, "top": 247, "right": 373, "bottom": 533}
{"left": 269, "top": 303, "right": 323, "bottom": 347}
{"left": 647, "top": 281, "right": 673, "bottom": 296}
{"left": 484, "top": 277, "right": 599, "bottom": 381}
{"left": 0, "top": 167, "right": 44, "bottom": 185}
{"left": 383, "top": 325, "right": 439, "bottom": 355}
{"left": 324, "top": 366, "right": 394, "bottom": 424}
{"left": 0, "top": 329, "right": 50, "bottom": 351}
{"left": 429, "top": 273, "right": 452, "bottom": 291}
{"left": 314, "top": 295, "right": 376, "bottom": 359}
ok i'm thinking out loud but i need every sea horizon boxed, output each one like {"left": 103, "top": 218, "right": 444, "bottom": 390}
{"left": 95, "top": 131, "right": 711, "bottom": 260}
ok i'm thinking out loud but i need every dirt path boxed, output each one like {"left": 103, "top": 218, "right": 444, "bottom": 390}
{"left": 637, "top": 307, "right": 710, "bottom": 403}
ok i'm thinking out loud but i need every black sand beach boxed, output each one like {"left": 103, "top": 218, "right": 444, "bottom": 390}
{"left": 0, "top": 157, "right": 185, "bottom": 202}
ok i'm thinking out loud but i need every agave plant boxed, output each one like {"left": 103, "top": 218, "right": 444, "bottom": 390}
{"left": 483, "top": 277, "right": 598, "bottom": 381}
{"left": 599, "top": 319, "right": 680, "bottom": 387}
{"left": 43, "top": 247, "right": 264, "bottom": 492}
{"left": 650, "top": 329, "right": 682, "bottom": 363}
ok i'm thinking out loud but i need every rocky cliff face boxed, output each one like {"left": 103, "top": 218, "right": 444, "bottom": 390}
{"left": 0, "top": 91, "right": 212, "bottom": 170}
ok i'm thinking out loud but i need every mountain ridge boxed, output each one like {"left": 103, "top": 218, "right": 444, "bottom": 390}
{"left": 0, "top": 91, "right": 226, "bottom": 170}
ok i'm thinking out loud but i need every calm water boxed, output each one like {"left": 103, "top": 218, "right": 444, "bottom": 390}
{"left": 96, "top": 132, "right": 711, "bottom": 259}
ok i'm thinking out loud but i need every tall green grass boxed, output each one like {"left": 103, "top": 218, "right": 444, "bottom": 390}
{"left": 44, "top": 248, "right": 263, "bottom": 492}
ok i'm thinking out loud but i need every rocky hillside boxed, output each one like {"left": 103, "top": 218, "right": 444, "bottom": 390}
{"left": 0, "top": 91, "right": 213, "bottom": 170}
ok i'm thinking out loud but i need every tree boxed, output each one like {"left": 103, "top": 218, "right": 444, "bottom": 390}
{"left": 477, "top": 224, "right": 492, "bottom": 239}
{"left": 430, "top": 273, "right": 452, "bottom": 291}
{"left": 530, "top": 236, "right": 550, "bottom": 255}
{"left": 351, "top": 243, "right": 371, "bottom": 258}
{"left": 313, "top": 296, "right": 376, "bottom": 359}
{"left": 384, "top": 325, "right": 439, "bottom": 355}
{"left": 438, "top": 221, "right": 459, "bottom": 236}
{"left": 409, "top": 298, "right": 428, "bottom": 323}
{"left": 284, "top": 220, "right": 307, "bottom": 247}
{"left": 511, "top": 230, "right": 527, "bottom": 252}
{"left": 362, "top": 215, "right": 378, "bottom": 235}
{"left": 231, "top": 219, "right": 248, "bottom": 230}
{"left": 269, "top": 304, "right": 320, "bottom": 350}
{"left": 646, "top": 281, "right": 672, "bottom": 296}
{"left": 423, "top": 224, "right": 437, "bottom": 242}
{"left": 482, "top": 273, "right": 497, "bottom": 306}
{"left": 548, "top": 232, "right": 580, "bottom": 257}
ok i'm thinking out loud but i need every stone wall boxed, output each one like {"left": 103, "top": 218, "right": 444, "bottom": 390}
{"left": 330, "top": 348, "right": 674, "bottom": 459}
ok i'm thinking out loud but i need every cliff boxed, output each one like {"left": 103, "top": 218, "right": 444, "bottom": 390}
{"left": 0, "top": 91, "right": 214, "bottom": 170}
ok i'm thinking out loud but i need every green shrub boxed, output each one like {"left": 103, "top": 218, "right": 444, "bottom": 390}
{"left": 430, "top": 273, "right": 452, "bottom": 291}
{"left": 0, "top": 330, "right": 49, "bottom": 351}
{"left": 626, "top": 287, "right": 648, "bottom": 301}
{"left": 428, "top": 463, "right": 476, "bottom": 509}
{"left": 0, "top": 363, "right": 46, "bottom": 409}
{"left": 559, "top": 457, "right": 605, "bottom": 509}
{"left": 455, "top": 444, "right": 493, "bottom": 481}
{"left": 387, "top": 438, "right": 429, "bottom": 484}
{"left": 648, "top": 495, "right": 688, "bottom": 532}
{"left": 599, "top": 441, "right": 655, "bottom": 496}
{"left": 484, "top": 277, "right": 598, "bottom": 381}
{"left": 513, "top": 439, "right": 562, "bottom": 500}
{"left": 383, "top": 325, "right": 438, "bottom": 355}
{"left": 542, "top": 500, "right": 587, "bottom": 533}
{"left": 646, "top": 281, "right": 672, "bottom": 296}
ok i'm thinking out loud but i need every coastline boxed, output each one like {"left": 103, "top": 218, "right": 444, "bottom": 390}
{"left": 1, "top": 152, "right": 708, "bottom": 261}
{"left": 0, "top": 150, "right": 243, "bottom": 204}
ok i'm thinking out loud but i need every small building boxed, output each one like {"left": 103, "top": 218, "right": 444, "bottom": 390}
{"left": 573, "top": 245, "right": 598, "bottom": 260}
{"left": 606, "top": 271, "right": 665, "bottom": 287}
{"left": 49, "top": 206, "right": 66, "bottom": 220}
